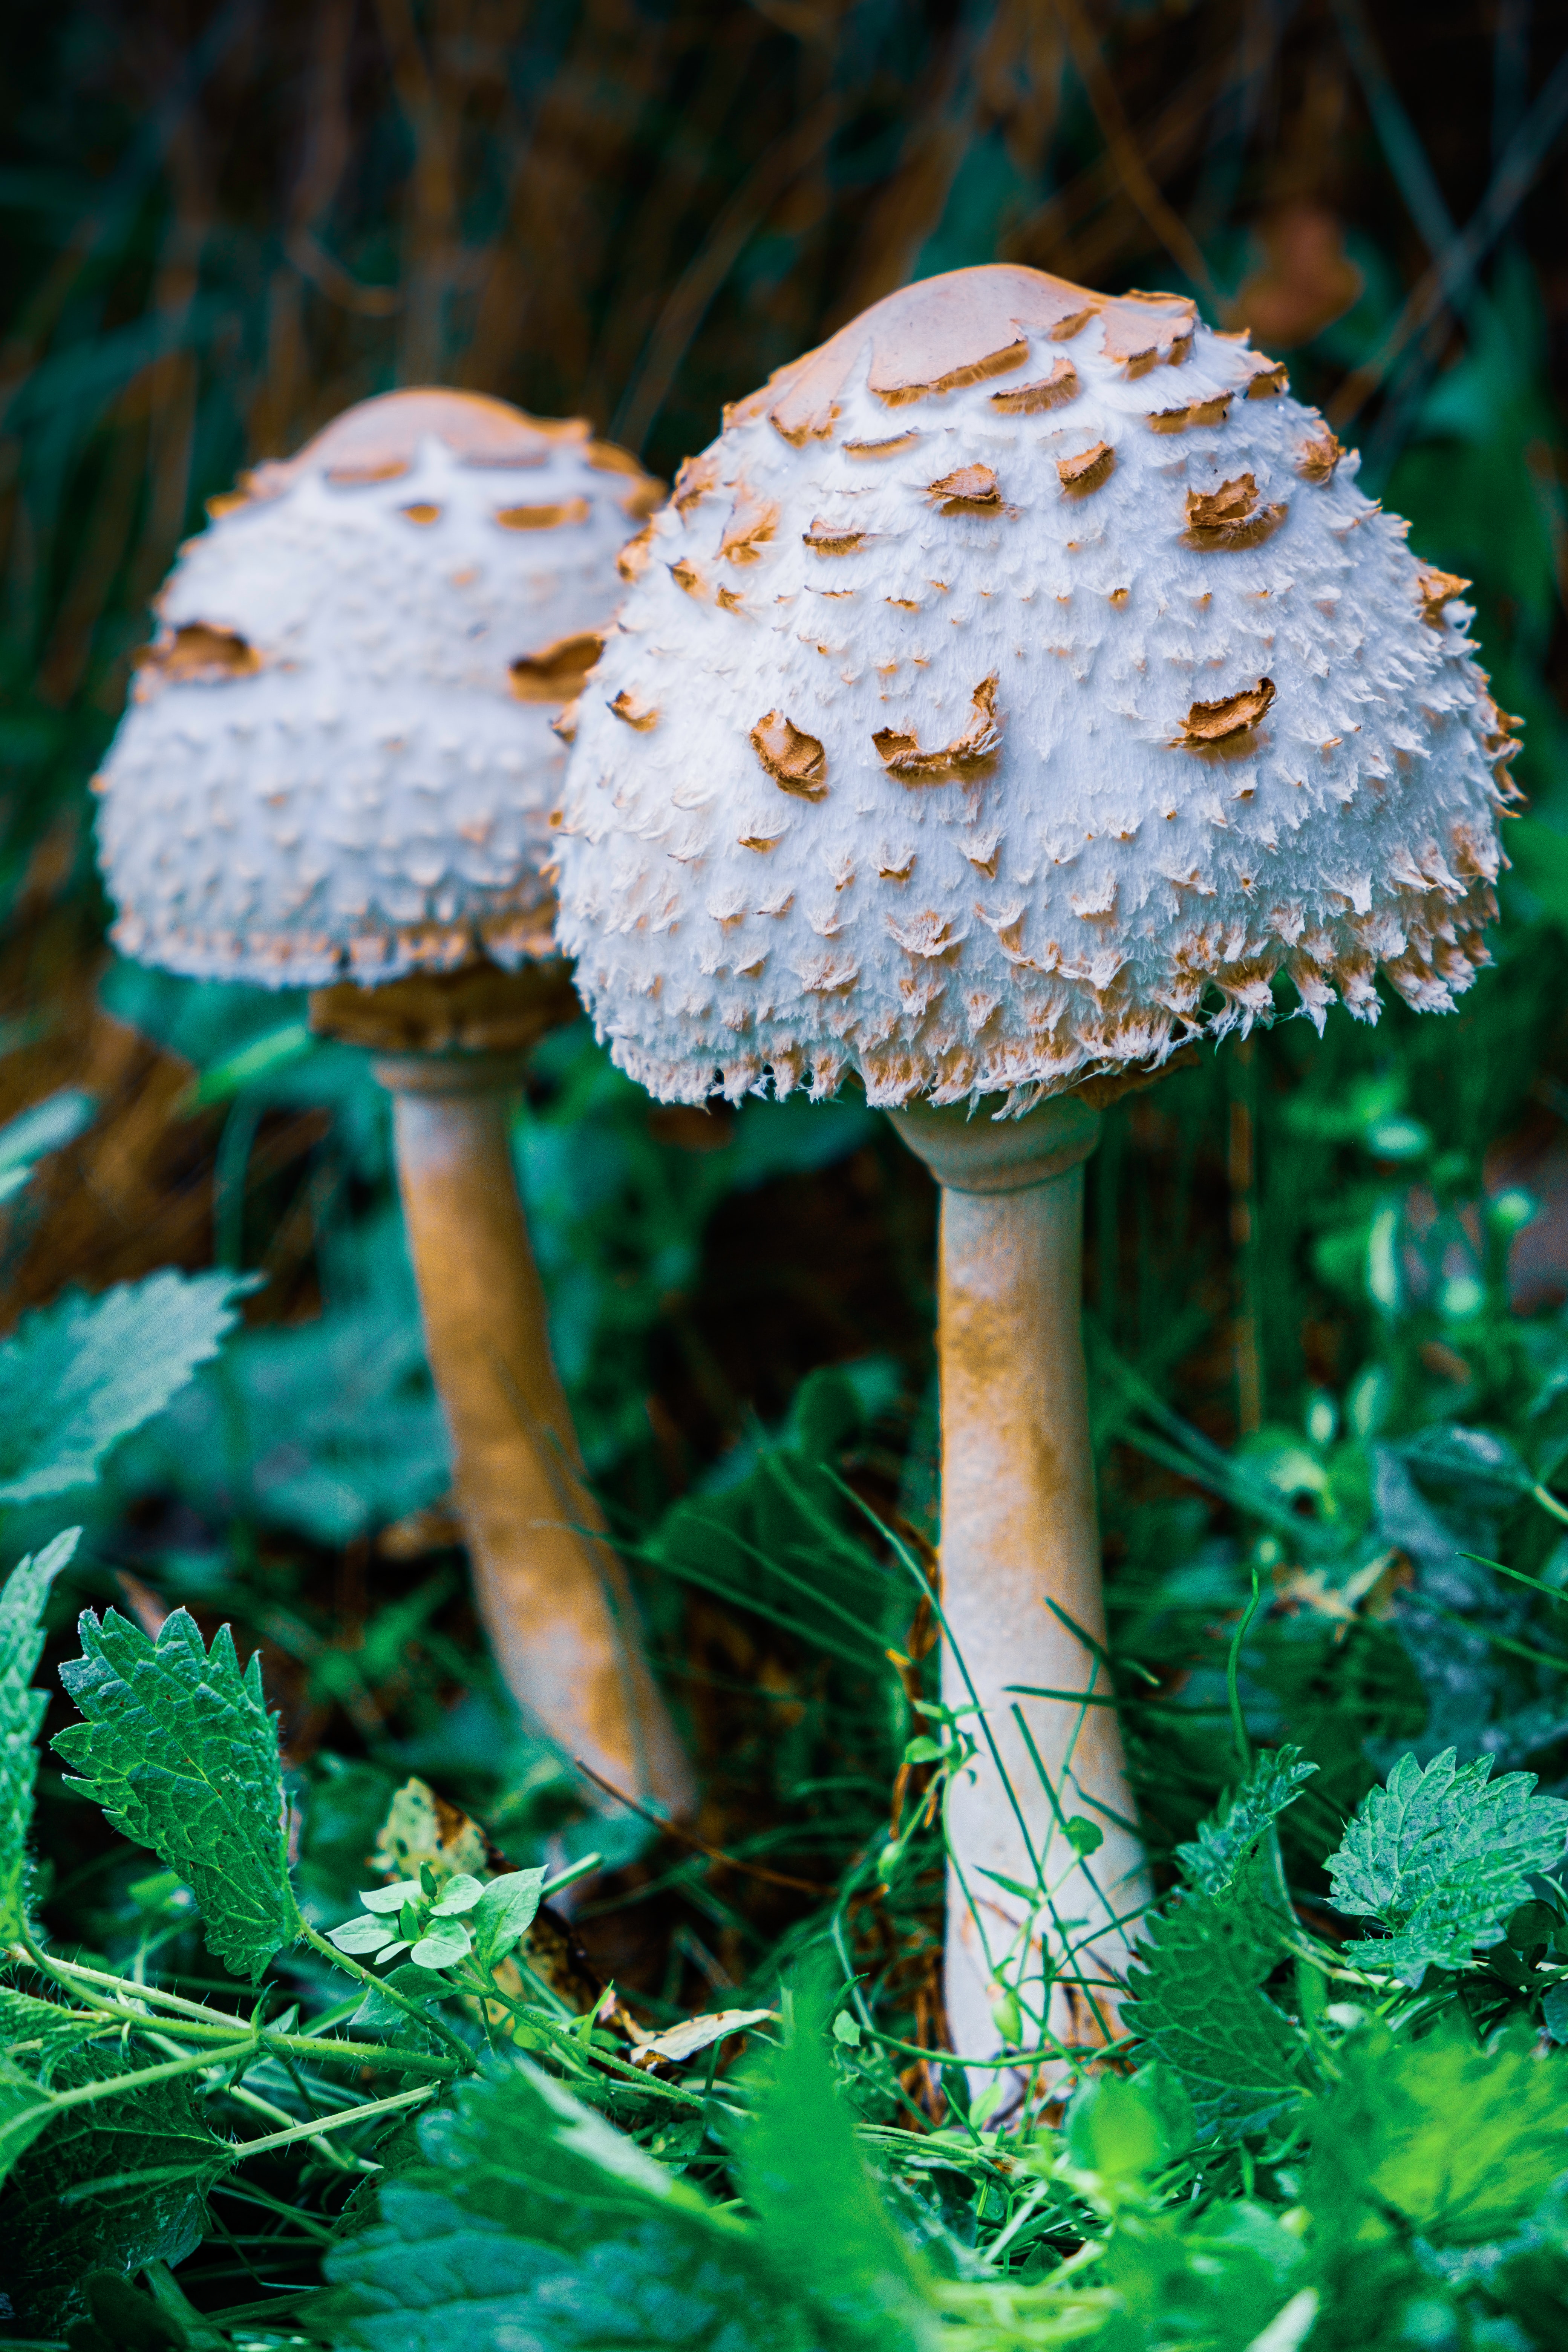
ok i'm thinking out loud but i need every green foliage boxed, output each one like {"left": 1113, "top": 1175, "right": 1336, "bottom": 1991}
{"left": 0, "top": 1526, "right": 80, "bottom": 1937}
{"left": 0, "top": 1087, "right": 94, "bottom": 1205}
{"left": 0, "top": 1271, "right": 254, "bottom": 1503}
{"left": 1121, "top": 1862, "right": 1311, "bottom": 2145}
{"left": 53, "top": 1607, "right": 300, "bottom": 1980}
{"left": 320, "top": 2058, "right": 807, "bottom": 2352}
{"left": 1326, "top": 1748, "right": 1568, "bottom": 1986}
{"left": 1173, "top": 1747, "right": 1318, "bottom": 1899}
{"left": 1307, "top": 2022, "right": 1568, "bottom": 2246}
{"left": 0, "top": 2044, "right": 227, "bottom": 2333}
{"left": 738, "top": 1986, "right": 936, "bottom": 2350}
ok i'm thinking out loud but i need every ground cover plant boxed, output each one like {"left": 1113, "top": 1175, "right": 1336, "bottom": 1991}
{"left": 6, "top": 0, "right": 1568, "bottom": 2343}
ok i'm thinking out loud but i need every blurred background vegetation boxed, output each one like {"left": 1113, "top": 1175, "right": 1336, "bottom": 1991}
{"left": 6, "top": 0, "right": 1568, "bottom": 2299}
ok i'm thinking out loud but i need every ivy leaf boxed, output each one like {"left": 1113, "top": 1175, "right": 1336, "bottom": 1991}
{"left": 470, "top": 1868, "right": 546, "bottom": 1972}
{"left": 0, "top": 2043, "right": 226, "bottom": 2331}
{"left": 1123, "top": 1858, "right": 1312, "bottom": 2144}
{"left": 52, "top": 1607, "right": 300, "bottom": 1981}
{"left": 1175, "top": 1746, "right": 1317, "bottom": 1899}
{"left": 0, "top": 1270, "right": 254, "bottom": 1504}
{"left": 1326, "top": 1747, "right": 1568, "bottom": 1988}
{"left": 0, "top": 1528, "right": 80, "bottom": 1940}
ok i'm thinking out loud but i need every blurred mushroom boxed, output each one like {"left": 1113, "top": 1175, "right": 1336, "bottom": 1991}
{"left": 94, "top": 389, "right": 692, "bottom": 1823}
{"left": 553, "top": 265, "right": 1518, "bottom": 2064}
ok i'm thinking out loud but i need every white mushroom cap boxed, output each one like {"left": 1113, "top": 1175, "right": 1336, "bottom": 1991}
{"left": 555, "top": 265, "right": 1519, "bottom": 1112}
{"left": 96, "top": 390, "right": 658, "bottom": 988}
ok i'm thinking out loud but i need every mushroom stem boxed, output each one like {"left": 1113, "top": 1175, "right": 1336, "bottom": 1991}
{"left": 376, "top": 1051, "right": 694, "bottom": 1820}
{"left": 888, "top": 1096, "right": 1150, "bottom": 2071}
{"left": 310, "top": 963, "right": 693, "bottom": 1819}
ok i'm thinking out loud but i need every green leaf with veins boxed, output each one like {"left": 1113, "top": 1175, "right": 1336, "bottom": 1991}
{"left": 0, "top": 1527, "right": 80, "bottom": 1939}
{"left": 740, "top": 1980, "right": 936, "bottom": 2351}
{"left": 1308, "top": 2022, "right": 1568, "bottom": 2246}
{"left": 0, "top": 2042, "right": 226, "bottom": 2331}
{"left": 1175, "top": 1746, "right": 1317, "bottom": 1899}
{"left": 52, "top": 1606, "right": 300, "bottom": 1981}
{"left": 470, "top": 1868, "right": 546, "bottom": 1971}
{"left": 320, "top": 2055, "right": 809, "bottom": 2351}
{"left": 1123, "top": 1855, "right": 1314, "bottom": 2144}
{"left": 0, "top": 1270, "right": 253, "bottom": 1503}
{"left": 0, "top": 1987, "right": 106, "bottom": 2085}
{"left": 1326, "top": 1747, "right": 1568, "bottom": 1987}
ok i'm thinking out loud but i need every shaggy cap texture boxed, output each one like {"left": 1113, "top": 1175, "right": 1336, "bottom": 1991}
{"left": 555, "top": 265, "right": 1518, "bottom": 1112}
{"left": 96, "top": 390, "right": 658, "bottom": 988}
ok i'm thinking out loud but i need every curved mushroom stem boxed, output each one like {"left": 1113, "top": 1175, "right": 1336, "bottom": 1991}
{"left": 888, "top": 1096, "right": 1150, "bottom": 2077}
{"left": 310, "top": 966, "right": 693, "bottom": 1822}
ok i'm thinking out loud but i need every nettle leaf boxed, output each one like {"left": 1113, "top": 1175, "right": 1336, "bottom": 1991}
{"left": 1176, "top": 1747, "right": 1318, "bottom": 1899}
{"left": 0, "top": 1269, "right": 254, "bottom": 1504}
{"left": 740, "top": 1989, "right": 936, "bottom": 2352}
{"left": 0, "top": 1527, "right": 80, "bottom": 1939}
{"left": 1326, "top": 1748, "right": 1568, "bottom": 1988}
{"left": 320, "top": 2056, "right": 808, "bottom": 2352}
{"left": 1308, "top": 2023, "right": 1568, "bottom": 2246}
{"left": 53, "top": 1607, "right": 300, "bottom": 1981}
{"left": 0, "top": 1987, "right": 106, "bottom": 2086}
{"left": 1123, "top": 1860, "right": 1313, "bottom": 2144}
{"left": 0, "top": 2041, "right": 227, "bottom": 2331}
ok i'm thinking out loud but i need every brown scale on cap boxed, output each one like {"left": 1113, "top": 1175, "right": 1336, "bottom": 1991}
{"left": 844, "top": 432, "right": 922, "bottom": 458}
{"left": 608, "top": 688, "right": 659, "bottom": 730}
{"left": 239, "top": 387, "right": 642, "bottom": 503}
{"left": 134, "top": 622, "right": 261, "bottom": 694}
{"left": 758, "top": 264, "right": 1198, "bottom": 447}
{"left": 618, "top": 522, "right": 655, "bottom": 582}
{"left": 1147, "top": 394, "right": 1233, "bottom": 434}
{"left": 990, "top": 358, "right": 1080, "bottom": 414}
{"left": 1058, "top": 443, "right": 1115, "bottom": 495}
{"left": 1183, "top": 475, "right": 1288, "bottom": 550}
{"left": 1296, "top": 431, "right": 1343, "bottom": 483}
{"left": 873, "top": 675, "right": 1001, "bottom": 779}
{"left": 1417, "top": 567, "right": 1473, "bottom": 626}
{"left": 802, "top": 520, "right": 869, "bottom": 554}
{"left": 751, "top": 713, "right": 827, "bottom": 797}
{"left": 720, "top": 487, "right": 779, "bottom": 562}
{"left": 509, "top": 632, "right": 604, "bottom": 704}
{"left": 928, "top": 464, "right": 1003, "bottom": 513}
{"left": 1178, "top": 677, "right": 1277, "bottom": 746}
{"left": 496, "top": 497, "right": 591, "bottom": 531}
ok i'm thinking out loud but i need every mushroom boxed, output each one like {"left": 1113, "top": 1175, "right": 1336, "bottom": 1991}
{"left": 553, "top": 265, "right": 1518, "bottom": 2063}
{"left": 93, "top": 388, "right": 693, "bottom": 1823}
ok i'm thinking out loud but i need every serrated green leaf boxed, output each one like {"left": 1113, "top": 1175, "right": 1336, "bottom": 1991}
{"left": 0, "top": 1527, "right": 80, "bottom": 1939}
{"left": 1326, "top": 1748, "right": 1568, "bottom": 1988}
{"left": 1123, "top": 1864, "right": 1312, "bottom": 2144}
{"left": 0, "top": 1269, "right": 254, "bottom": 1503}
{"left": 0, "top": 2053, "right": 56, "bottom": 2186}
{"left": 470, "top": 1868, "right": 546, "bottom": 1972}
{"left": 319, "top": 2055, "right": 809, "bottom": 2351}
{"left": 1175, "top": 1746, "right": 1318, "bottom": 1899}
{"left": 0, "top": 1986, "right": 106, "bottom": 2084}
{"left": 52, "top": 1606, "right": 300, "bottom": 1980}
{"left": 1307, "top": 2023, "right": 1568, "bottom": 2246}
{"left": 740, "top": 1980, "right": 936, "bottom": 2350}
{"left": 0, "top": 2041, "right": 226, "bottom": 2330}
